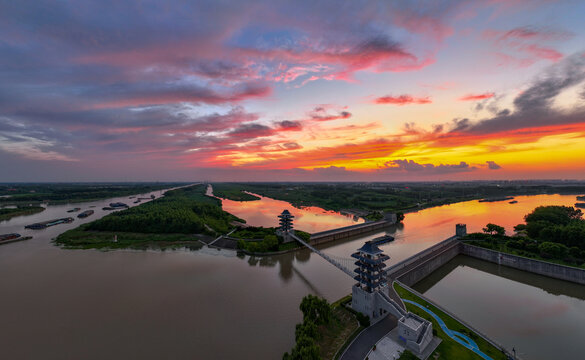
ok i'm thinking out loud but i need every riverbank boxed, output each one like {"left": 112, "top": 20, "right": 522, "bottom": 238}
{"left": 210, "top": 182, "right": 585, "bottom": 221}
{"left": 54, "top": 224, "right": 206, "bottom": 250}
{"left": 0, "top": 206, "right": 45, "bottom": 221}
{"left": 461, "top": 242, "right": 585, "bottom": 285}
{"left": 283, "top": 294, "right": 363, "bottom": 360}
{"left": 55, "top": 184, "right": 239, "bottom": 250}
{"left": 0, "top": 183, "right": 181, "bottom": 206}
{"left": 463, "top": 237, "right": 585, "bottom": 269}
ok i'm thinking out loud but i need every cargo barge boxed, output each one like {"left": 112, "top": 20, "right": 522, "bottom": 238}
{"left": 0, "top": 233, "right": 32, "bottom": 245}
{"left": 109, "top": 202, "right": 128, "bottom": 208}
{"left": 67, "top": 208, "right": 81, "bottom": 213}
{"left": 0, "top": 233, "right": 21, "bottom": 241}
{"left": 479, "top": 196, "right": 515, "bottom": 203}
{"left": 25, "top": 217, "right": 74, "bottom": 230}
{"left": 372, "top": 234, "right": 394, "bottom": 245}
{"left": 77, "top": 210, "right": 94, "bottom": 218}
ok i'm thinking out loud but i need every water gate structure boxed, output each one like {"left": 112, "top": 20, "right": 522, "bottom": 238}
{"left": 288, "top": 225, "right": 435, "bottom": 357}
{"left": 284, "top": 216, "right": 536, "bottom": 359}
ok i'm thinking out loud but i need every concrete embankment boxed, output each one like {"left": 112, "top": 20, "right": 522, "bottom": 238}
{"left": 396, "top": 281, "right": 515, "bottom": 359}
{"left": 386, "top": 237, "right": 460, "bottom": 287}
{"left": 461, "top": 243, "right": 585, "bottom": 286}
{"left": 310, "top": 220, "right": 391, "bottom": 245}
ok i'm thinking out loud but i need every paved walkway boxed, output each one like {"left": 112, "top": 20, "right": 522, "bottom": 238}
{"left": 366, "top": 328, "right": 405, "bottom": 360}
{"left": 403, "top": 299, "right": 492, "bottom": 360}
{"left": 340, "top": 315, "right": 397, "bottom": 360}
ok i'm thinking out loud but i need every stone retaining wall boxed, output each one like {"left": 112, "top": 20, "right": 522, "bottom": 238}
{"left": 461, "top": 243, "right": 585, "bottom": 285}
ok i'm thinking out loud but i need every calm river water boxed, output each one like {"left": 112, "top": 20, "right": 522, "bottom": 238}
{"left": 1, "top": 191, "right": 584, "bottom": 359}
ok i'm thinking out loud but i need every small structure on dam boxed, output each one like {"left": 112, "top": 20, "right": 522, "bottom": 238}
{"left": 456, "top": 223, "right": 467, "bottom": 237}
{"left": 277, "top": 209, "right": 295, "bottom": 242}
{"left": 351, "top": 241, "right": 435, "bottom": 357}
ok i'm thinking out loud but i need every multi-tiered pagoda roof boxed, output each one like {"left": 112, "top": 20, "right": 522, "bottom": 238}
{"left": 278, "top": 209, "right": 294, "bottom": 232}
{"left": 351, "top": 240, "right": 389, "bottom": 292}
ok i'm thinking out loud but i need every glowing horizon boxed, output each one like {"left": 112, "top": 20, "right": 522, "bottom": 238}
{"left": 1, "top": 1, "right": 584, "bottom": 182}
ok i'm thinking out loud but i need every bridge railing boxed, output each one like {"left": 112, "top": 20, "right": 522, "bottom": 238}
{"left": 289, "top": 233, "right": 355, "bottom": 278}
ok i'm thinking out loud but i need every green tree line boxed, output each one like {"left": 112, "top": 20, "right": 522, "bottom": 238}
{"left": 86, "top": 185, "right": 241, "bottom": 235}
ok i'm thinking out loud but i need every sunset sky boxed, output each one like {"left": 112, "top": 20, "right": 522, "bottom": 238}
{"left": 1, "top": 0, "right": 584, "bottom": 181}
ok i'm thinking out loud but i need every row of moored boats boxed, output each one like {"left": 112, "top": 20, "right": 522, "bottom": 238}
{"left": 3, "top": 197, "right": 154, "bottom": 244}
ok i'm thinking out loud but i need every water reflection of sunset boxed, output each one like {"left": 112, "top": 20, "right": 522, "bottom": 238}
{"left": 402, "top": 194, "right": 581, "bottom": 237}
{"left": 219, "top": 193, "right": 363, "bottom": 233}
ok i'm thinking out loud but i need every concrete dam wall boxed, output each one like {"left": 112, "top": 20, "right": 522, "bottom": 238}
{"left": 461, "top": 243, "right": 585, "bottom": 286}
{"left": 309, "top": 220, "right": 391, "bottom": 245}
{"left": 386, "top": 237, "right": 461, "bottom": 287}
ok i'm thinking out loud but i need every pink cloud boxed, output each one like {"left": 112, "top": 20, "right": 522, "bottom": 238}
{"left": 458, "top": 92, "right": 495, "bottom": 101}
{"left": 483, "top": 26, "right": 572, "bottom": 67}
{"left": 374, "top": 95, "right": 432, "bottom": 105}
{"left": 307, "top": 106, "right": 352, "bottom": 121}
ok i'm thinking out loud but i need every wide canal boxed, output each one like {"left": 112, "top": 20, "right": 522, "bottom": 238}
{"left": 1, "top": 191, "right": 584, "bottom": 359}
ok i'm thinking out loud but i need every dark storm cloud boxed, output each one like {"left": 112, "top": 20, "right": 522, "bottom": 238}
{"left": 449, "top": 52, "right": 585, "bottom": 135}
{"left": 486, "top": 161, "right": 502, "bottom": 170}
{"left": 276, "top": 120, "right": 303, "bottom": 131}
{"left": 383, "top": 159, "right": 476, "bottom": 174}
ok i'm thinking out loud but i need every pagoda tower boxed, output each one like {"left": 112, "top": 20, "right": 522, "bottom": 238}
{"left": 278, "top": 209, "right": 294, "bottom": 232}
{"left": 351, "top": 241, "right": 389, "bottom": 293}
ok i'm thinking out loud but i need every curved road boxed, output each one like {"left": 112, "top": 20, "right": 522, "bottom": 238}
{"left": 340, "top": 315, "right": 397, "bottom": 360}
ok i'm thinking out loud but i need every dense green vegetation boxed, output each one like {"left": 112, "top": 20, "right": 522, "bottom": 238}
{"left": 284, "top": 295, "right": 360, "bottom": 360}
{"left": 231, "top": 226, "right": 276, "bottom": 239}
{"left": 394, "top": 283, "right": 508, "bottom": 360}
{"left": 0, "top": 183, "right": 181, "bottom": 205}
{"left": 234, "top": 227, "right": 311, "bottom": 253}
{"left": 54, "top": 224, "right": 204, "bottom": 250}
{"left": 211, "top": 183, "right": 260, "bottom": 201}
{"left": 0, "top": 206, "right": 45, "bottom": 221}
{"left": 209, "top": 182, "right": 585, "bottom": 217}
{"left": 237, "top": 234, "right": 279, "bottom": 252}
{"left": 56, "top": 184, "right": 242, "bottom": 250}
{"left": 86, "top": 185, "right": 241, "bottom": 234}
{"left": 465, "top": 205, "right": 585, "bottom": 268}
{"left": 397, "top": 350, "right": 418, "bottom": 360}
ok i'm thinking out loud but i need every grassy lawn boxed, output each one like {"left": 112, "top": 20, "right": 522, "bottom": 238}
{"left": 394, "top": 283, "right": 508, "bottom": 360}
